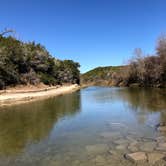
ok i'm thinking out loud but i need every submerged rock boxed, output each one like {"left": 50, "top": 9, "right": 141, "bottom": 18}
{"left": 108, "top": 150, "right": 117, "bottom": 155}
{"left": 72, "top": 160, "right": 80, "bottom": 165}
{"left": 115, "top": 144, "right": 128, "bottom": 151}
{"left": 127, "top": 145, "right": 139, "bottom": 152}
{"left": 157, "top": 122, "right": 166, "bottom": 127}
{"left": 113, "top": 138, "right": 129, "bottom": 145}
{"left": 147, "top": 152, "right": 165, "bottom": 164}
{"left": 86, "top": 144, "right": 109, "bottom": 155}
{"left": 156, "top": 122, "right": 166, "bottom": 132}
{"left": 100, "top": 132, "right": 121, "bottom": 140}
{"left": 129, "top": 141, "right": 138, "bottom": 146}
{"left": 157, "top": 126, "right": 166, "bottom": 132}
{"left": 139, "top": 142, "right": 157, "bottom": 152}
{"left": 125, "top": 152, "right": 147, "bottom": 163}
{"left": 156, "top": 143, "right": 166, "bottom": 151}
{"left": 93, "top": 155, "right": 106, "bottom": 165}
{"left": 155, "top": 136, "right": 166, "bottom": 143}
{"left": 126, "top": 136, "right": 137, "bottom": 142}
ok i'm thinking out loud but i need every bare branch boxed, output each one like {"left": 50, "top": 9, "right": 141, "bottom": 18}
{"left": 0, "top": 28, "right": 15, "bottom": 36}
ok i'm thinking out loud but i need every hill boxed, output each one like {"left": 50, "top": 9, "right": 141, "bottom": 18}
{"left": 81, "top": 66, "right": 124, "bottom": 86}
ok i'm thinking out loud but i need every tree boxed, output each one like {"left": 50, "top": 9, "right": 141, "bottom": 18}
{"left": 156, "top": 35, "right": 166, "bottom": 82}
{"left": 0, "top": 28, "right": 15, "bottom": 36}
{"left": 0, "top": 34, "right": 80, "bottom": 89}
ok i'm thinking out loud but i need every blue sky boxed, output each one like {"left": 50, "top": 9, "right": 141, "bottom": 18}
{"left": 1, "top": 0, "right": 166, "bottom": 73}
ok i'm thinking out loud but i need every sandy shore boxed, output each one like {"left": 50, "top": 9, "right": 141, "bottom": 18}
{"left": 0, "top": 84, "right": 80, "bottom": 107}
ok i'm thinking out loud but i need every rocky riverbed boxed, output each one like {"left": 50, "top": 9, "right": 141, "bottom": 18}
{"left": 83, "top": 122, "right": 166, "bottom": 166}
{"left": 39, "top": 122, "right": 166, "bottom": 166}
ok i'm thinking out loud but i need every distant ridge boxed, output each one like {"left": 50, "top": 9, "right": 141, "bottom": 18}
{"left": 81, "top": 65, "right": 125, "bottom": 86}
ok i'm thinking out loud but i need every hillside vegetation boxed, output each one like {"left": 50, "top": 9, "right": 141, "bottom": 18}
{"left": 81, "top": 66, "right": 124, "bottom": 86}
{"left": 0, "top": 33, "right": 80, "bottom": 90}
{"left": 82, "top": 35, "right": 166, "bottom": 88}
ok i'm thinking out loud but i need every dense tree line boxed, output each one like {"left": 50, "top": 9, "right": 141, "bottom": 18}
{"left": 112, "top": 35, "right": 166, "bottom": 87}
{"left": 81, "top": 35, "right": 166, "bottom": 88}
{"left": 0, "top": 35, "right": 80, "bottom": 89}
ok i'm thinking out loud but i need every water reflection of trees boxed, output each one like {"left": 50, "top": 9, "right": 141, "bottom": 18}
{"left": 119, "top": 88, "right": 166, "bottom": 124}
{"left": 92, "top": 87, "right": 166, "bottom": 112}
{"left": 0, "top": 91, "right": 81, "bottom": 155}
{"left": 118, "top": 88, "right": 166, "bottom": 112}
{"left": 92, "top": 87, "right": 166, "bottom": 124}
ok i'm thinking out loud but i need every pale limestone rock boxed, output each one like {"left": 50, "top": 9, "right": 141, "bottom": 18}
{"left": 158, "top": 142, "right": 166, "bottom": 147}
{"left": 156, "top": 143, "right": 166, "bottom": 151}
{"left": 157, "top": 122, "right": 166, "bottom": 127}
{"left": 139, "top": 142, "right": 156, "bottom": 152}
{"left": 147, "top": 152, "right": 165, "bottom": 164}
{"left": 157, "top": 126, "right": 166, "bottom": 132}
{"left": 125, "top": 152, "right": 147, "bottom": 163}
{"left": 155, "top": 136, "right": 166, "bottom": 143}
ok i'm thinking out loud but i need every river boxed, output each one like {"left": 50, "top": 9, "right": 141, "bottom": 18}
{"left": 0, "top": 86, "right": 166, "bottom": 165}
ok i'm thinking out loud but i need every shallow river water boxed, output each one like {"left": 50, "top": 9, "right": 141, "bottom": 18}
{"left": 0, "top": 87, "right": 166, "bottom": 165}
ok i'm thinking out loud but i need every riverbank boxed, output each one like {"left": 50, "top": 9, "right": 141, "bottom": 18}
{"left": 0, "top": 84, "right": 80, "bottom": 107}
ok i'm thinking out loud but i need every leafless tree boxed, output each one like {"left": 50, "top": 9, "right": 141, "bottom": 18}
{"left": 0, "top": 28, "right": 15, "bottom": 36}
